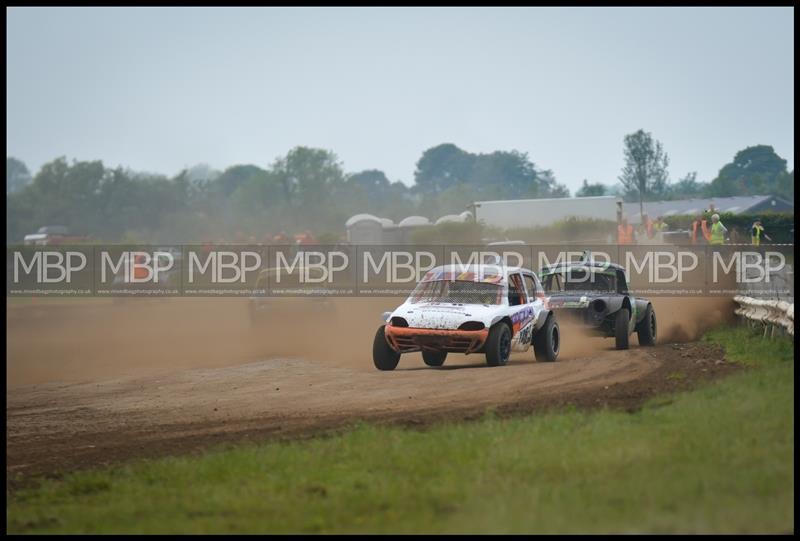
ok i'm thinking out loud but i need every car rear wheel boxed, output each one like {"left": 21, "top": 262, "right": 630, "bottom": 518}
{"left": 373, "top": 325, "right": 400, "bottom": 371}
{"left": 636, "top": 305, "right": 657, "bottom": 346}
{"left": 485, "top": 323, "right": 512, "bottom": 366}
{"left": 533, "top": 316, "right": 560, "bottom": 362}
{"left": 422, "top": 351, "right": 447, "bottom": 367}
{"left": 615, "top": 308, "right": 630, "bottom": 350}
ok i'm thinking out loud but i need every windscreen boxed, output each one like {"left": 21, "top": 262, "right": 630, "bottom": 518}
{"left": 541, "top": 269, "right": 616, "bottom": 293}
{"left": 409, "top": 280, "right": 503, "bottom": 305}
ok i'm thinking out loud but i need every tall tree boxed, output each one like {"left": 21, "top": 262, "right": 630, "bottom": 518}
{"left": 775, "top": 170, "right": 794, "bottom": 201}
{"left": 414, "top": 144, "right": 473, "bottom": 194}
{"left": 185, "top": 163, "right": 221, "bottom": 185}
{"left": 414, "top": 144, "right": 568, "bottom": 199}
{"left": 272, "top": 147, "right": 344, "bottom": 206}
{"left": 212, "top": 164, "right": 267, "bottom": 197}
{"left": 667, "top": 171, "right": 707, "bottom": 200}
{"left": 708, "top": 145, "right": 789, "bottom": 197}
{"left": 7, "top": 157, "right": 32, "bottom": 194}
{"left": 619, "top": 129, "right": 670, "bottom": 219}
{"left": 536, "top": 168, "right": 570, "bottom": 198}
{"left": 575, "top": 179, "right": 607, "bottom": 197}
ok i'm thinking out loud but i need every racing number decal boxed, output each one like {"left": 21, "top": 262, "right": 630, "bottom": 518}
{"left": 518, "top": 323, "right": 533, "bottom": 345}
{"left": 511, "top": 306, "right": 535, "bottom": 345}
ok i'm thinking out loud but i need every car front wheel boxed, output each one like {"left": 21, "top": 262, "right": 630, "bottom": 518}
{"left": 636, "top": 305, "right": 657, "bottom": 346}
{"left": 373, "top": 325, "right": 400, "bottom": 371}
{"left": 615, "top": 308, "right": 630, "bottom": 350}
{"left": 485, "top": 323, "right": 512, "bottom": 366}
{"left": 533, "top": 316, "right": 560, "bottom": 362}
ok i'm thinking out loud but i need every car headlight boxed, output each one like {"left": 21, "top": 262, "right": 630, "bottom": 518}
{"left": 458, "top": 321, "right": 486, "bottom": 331}
{"left": 390, "top": 317, "right": 409, "bottom": 327}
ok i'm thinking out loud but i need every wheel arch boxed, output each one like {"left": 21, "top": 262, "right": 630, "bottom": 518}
{"left": 635, "top": 299, "right": 652, "bottom": 323}
{"left": 490, "top": 315, "right": 514, "bottom": 332}
{"left": 533, "top": 308, "right": 554, "bottom": 332}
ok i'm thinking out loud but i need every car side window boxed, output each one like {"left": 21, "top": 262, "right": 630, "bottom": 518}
{"left": 543, "top": 273, "right": 563, "bottom": 293}
{"left": 508, "top": 273, "right": 526, "bottom": 306}
{"left": 616, "top": 270, "right": 628, "bottom": 294}
{"left": 523, "top": 274, "right": 538, "bottom": 301}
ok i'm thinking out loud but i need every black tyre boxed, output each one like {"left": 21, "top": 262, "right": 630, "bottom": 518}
{"left": 636, "top": 304, "right": 657, "bottom": 347}
{"left": 422, "top": 351, "right": 448, "bottom": 367}
{"left": 533, "top": 316, "right": 560, "bottom": 362}
{"left": 615, "top": 308, "right": 630, "bottom": 350}
{"left": 373, "top": 325, "right": 400, "bottom": 371}
{"left": 485, "top": 323, "right": 512, "bottom": 366}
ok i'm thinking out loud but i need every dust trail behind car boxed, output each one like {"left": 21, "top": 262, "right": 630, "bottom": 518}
{"left": 7, "top": 293, "right": 738, "bottom": 478}
{"left": 7, "top": 295, "right": 733, "bottom": 387}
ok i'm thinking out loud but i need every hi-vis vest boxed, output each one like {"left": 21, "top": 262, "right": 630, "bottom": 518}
{"left": 710, "top": 222, "right": 725, "bottom": 245}
{"left": 617, "top": 224, "right": 634, "bottom": 244}
{"left": 752, "top": 224, "right": 764, "bottom": 246}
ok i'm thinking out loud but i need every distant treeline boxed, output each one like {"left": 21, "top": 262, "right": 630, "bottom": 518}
{"left": 576, "top": 143, "right": 793, "bottom": 202}
{"left": 6, "top": 137, "right": 794, "bottom": 243}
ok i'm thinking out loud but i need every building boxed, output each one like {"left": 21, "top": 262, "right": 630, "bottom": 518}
{"left": 622, "top": 195, "right": 793, "bottom": 224}
{"left": 472, "top": 196, "right": 618, "bottom": 229}
{"left": 470, "top": 194, "right": 793, "bottom": 229}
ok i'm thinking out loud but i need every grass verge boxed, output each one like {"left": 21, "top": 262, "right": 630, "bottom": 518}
{"left": 7, "top": 325, "right": 794, "bottom": 534}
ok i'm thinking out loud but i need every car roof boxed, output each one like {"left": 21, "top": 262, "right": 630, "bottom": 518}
{"left": 540, "top": 261, "right": 625, "bottom": 274}
{"left": 421, "top": 264, "right": 536, "bottom": 285}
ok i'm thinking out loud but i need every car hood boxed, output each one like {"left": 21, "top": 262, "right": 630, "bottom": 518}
{"left": 389, "top": 301, "right": 500, "bottom": 330}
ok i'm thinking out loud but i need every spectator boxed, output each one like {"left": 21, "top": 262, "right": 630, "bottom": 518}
{"left": 751, "top": 219, "right": 772, "bottom": 246}
{"left": 709, "top": 214, "right": 727, "bottom": 245}
{"left": 690, "top": 214, "right": 710, "bottom": 244}
{"left": 617, "top": 217, "right": 635, "bottom": 245}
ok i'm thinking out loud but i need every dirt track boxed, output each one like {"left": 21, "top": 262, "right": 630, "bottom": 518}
{"left": 6, "top": 297, "right": 736, "bottom": 479}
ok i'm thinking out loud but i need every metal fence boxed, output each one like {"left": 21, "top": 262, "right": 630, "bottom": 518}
{"left": 734, "top": 295, "right": 794, "bottom": 337}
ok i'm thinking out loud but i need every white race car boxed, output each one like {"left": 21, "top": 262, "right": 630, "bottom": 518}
{"left": 373, "top": 264, "right": 560, "bottom": 370}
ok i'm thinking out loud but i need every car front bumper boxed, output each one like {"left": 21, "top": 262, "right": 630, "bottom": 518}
{"left": 384, "top": 325, "right": 489, "bottom": 354}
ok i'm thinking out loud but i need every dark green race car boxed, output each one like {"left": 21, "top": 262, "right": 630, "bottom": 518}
{"left": 539, "top": 260, "right": 657, "bottom": 350}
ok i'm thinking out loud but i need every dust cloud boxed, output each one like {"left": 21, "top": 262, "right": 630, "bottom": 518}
{"left": 651, "top": 297, "right": 736, "bottom": 343}
{"left": 6, "top": 294, "right": 736, "bottom": 388}
{"left": 6, "top": 297, "right": 394, "bottom": 387}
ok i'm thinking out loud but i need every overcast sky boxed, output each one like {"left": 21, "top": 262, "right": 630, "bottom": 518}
{"left": 6, "top": 7, "right": 794, "bottom": 193}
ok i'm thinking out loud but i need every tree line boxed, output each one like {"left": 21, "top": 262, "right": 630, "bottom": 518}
{"left": 6, "top": 135, "right": 794, "bottom": 243}
{"left": 576, "top": 132, "right": 793, "bottom": 207}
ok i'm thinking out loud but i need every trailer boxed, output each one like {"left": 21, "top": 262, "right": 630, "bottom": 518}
{"left": 471, "top": 196, "right": 619, "bottom": 229}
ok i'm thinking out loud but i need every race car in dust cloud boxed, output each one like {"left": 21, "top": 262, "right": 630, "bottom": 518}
{"left": 373, "top": 264, "right": 560, "bottom": 370}
{"left": 538, "top": 258, "right": 657, "bottom": 350}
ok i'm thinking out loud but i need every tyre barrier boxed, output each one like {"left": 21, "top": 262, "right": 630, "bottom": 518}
{"left": 733, "top": 295, "right": 794, "bottom": 337}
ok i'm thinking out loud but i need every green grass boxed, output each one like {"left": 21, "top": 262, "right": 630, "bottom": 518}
{"left": 7, "top": 326, "right": 794, "bottom": 534}
{"left": 703, "top": 325, "right": 795, "bottom": 367}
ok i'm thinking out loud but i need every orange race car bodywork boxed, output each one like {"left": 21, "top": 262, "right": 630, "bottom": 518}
{"left": 384, "top": 325, "right": 490, "bottom": 354}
